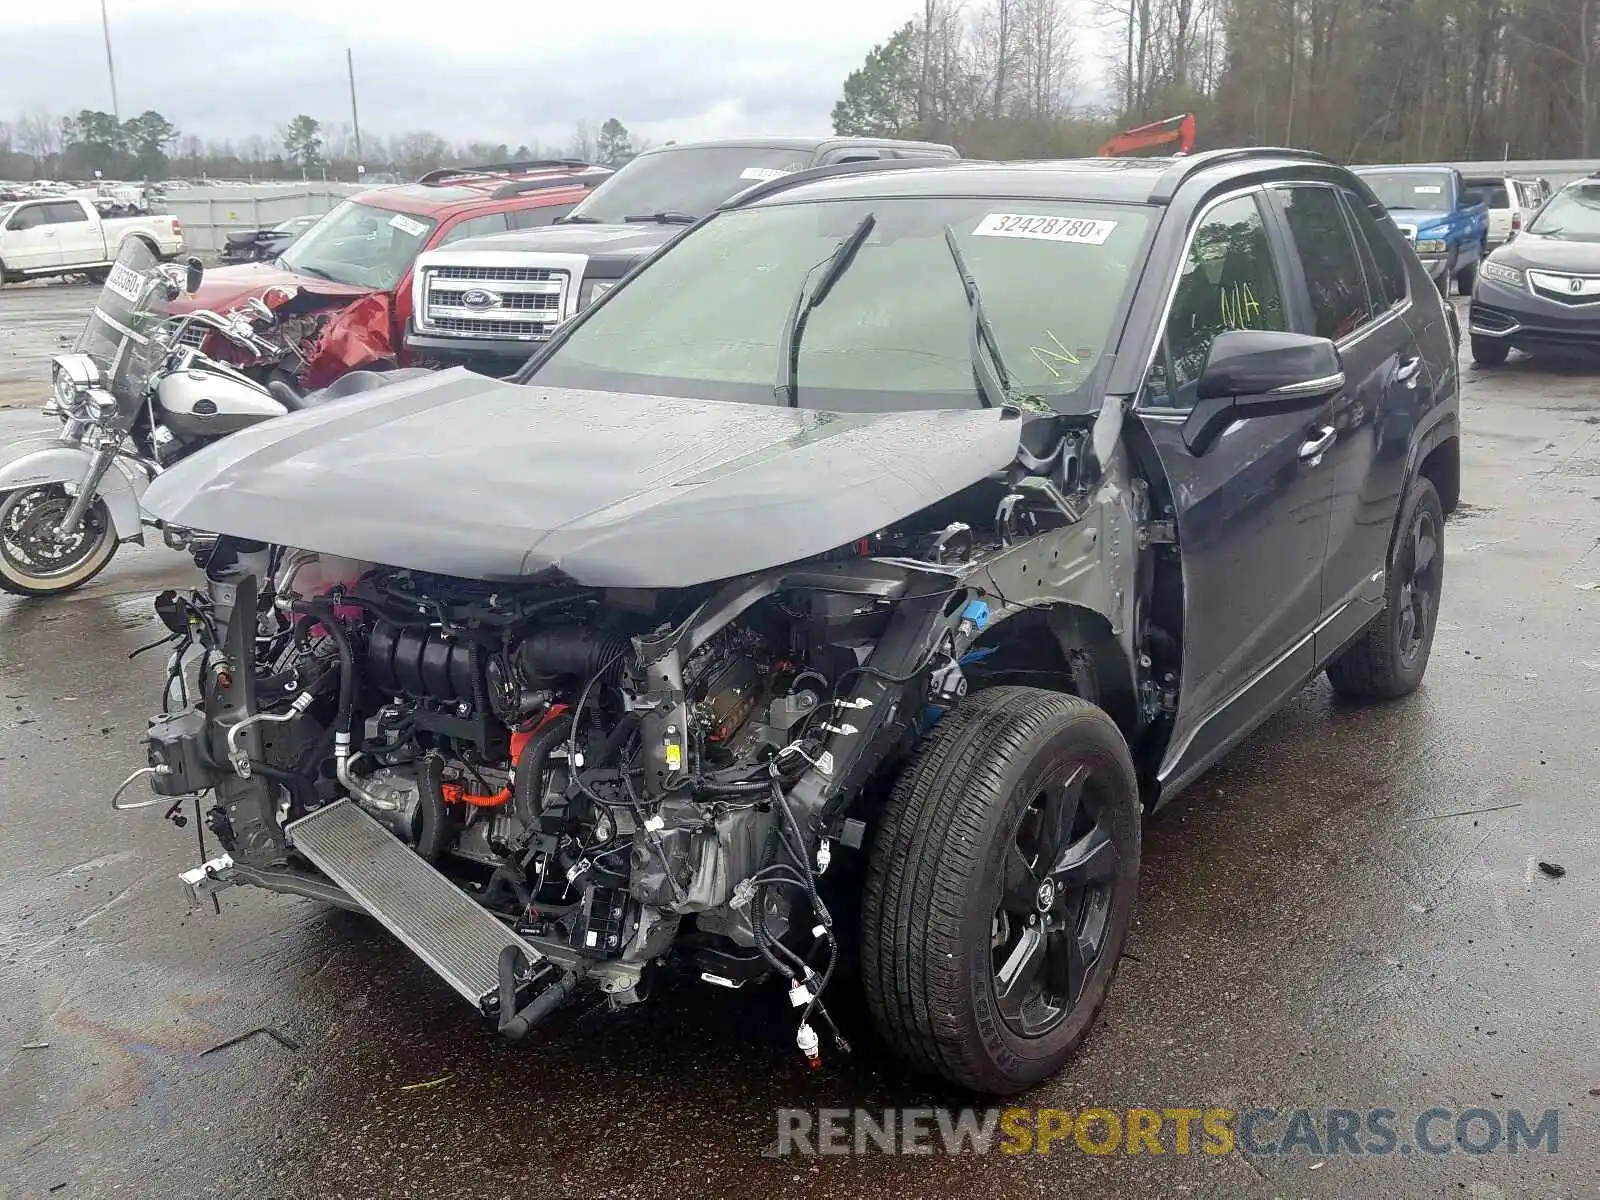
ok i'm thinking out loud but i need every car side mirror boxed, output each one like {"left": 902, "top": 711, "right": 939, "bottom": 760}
{"left": 1182, "top": 330, "right": 1345, "bottom": 455}
{"left": 184, "top": 256, "right": 204, "bottom": 295}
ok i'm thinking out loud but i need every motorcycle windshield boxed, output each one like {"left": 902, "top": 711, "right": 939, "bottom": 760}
{"left": 76, "top": 239, "right": 172, "bottom": 415}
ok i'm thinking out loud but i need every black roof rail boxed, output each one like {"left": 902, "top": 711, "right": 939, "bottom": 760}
{"left": 490, "top": 170, "right": 611, "bottom": 199}
{"left": 1146, "top": 146, "right": 1333, "bottom": 203}
{"left": 720, "top": 156, "right": 959, "bottom": 210}
{"left": 416, "top": 159, "right": 602, "bottom": 185}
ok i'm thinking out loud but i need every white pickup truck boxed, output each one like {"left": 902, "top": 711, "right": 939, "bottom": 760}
{"left": 0, "top": 196, "right": 184, "bottom": 285}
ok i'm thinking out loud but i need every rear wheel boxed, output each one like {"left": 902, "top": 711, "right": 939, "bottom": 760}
{"left": 1471, "top": 336, "right": 1510, "bottom": 366}
{"left": 1326, "top": 478, "right": 1444, "bottom": 701}
{"left": 0, "top": 486, "right": 119, "bottom": 597}
{"left": 861, "top": 686, "right": 1141, "bottom": 1095}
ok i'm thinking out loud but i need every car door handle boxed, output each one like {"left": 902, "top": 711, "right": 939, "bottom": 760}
{"left": 1395, "top": 356, "right": 1422, "bottom": 387}
{"left": 1298, "top": 425, "right": 1337, "bottom": 464}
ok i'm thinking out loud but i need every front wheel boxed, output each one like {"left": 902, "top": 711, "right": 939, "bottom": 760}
{"left": 0, "top": 486, "right": 120, "bottom": 597}
{"left": 861, "top": 686, "right": 1141, "bottom": 1095}
{"left": 1471, "top": 335, "right": 1510, "bottom": 366}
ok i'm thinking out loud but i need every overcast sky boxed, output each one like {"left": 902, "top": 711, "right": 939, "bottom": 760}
{"left": 8, "top": 0, "right": 935, "bottom": 150}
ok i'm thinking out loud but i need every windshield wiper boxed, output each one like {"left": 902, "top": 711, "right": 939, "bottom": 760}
{"left": 774, "top": 212, "right": 876, "bottom": 407}
{"left": 290, "top": 262, "right": 337, "bottom": 281}
{"left": 942, "top": 224, "right": 1010, "bottom": 410}
{"left": 623, "top": 211, "right": 698, "bottom": 225}
{"left": 555, "top": 214, "right": 602, "bottom": 224}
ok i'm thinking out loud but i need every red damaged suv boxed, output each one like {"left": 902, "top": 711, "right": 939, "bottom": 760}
{"left": 167, "top": 160, "right": 611, "bottom": 388}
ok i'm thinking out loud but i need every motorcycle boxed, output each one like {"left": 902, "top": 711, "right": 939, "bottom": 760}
{"left": 0, "top": 240, "right": 309, "bottom": 597}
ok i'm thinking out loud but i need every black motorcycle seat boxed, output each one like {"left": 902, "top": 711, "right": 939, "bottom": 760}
{"left": 273, "top": 368, "right": 433, "bottom": 412}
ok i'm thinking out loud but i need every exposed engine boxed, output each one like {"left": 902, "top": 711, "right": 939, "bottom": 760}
{"left": 135, "top": 416, "right": 1119, "bottom": 1063}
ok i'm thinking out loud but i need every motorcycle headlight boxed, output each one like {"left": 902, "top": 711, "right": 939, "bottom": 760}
{"left": 51, "top": 353, "right": 103, "bottom": 407}
{"left": 85, "top": 388, "right": 119, "bottom": 418}
{"left": 1414, "top": 239, "right": 1449, "bottom": 255}
{"left": 1480, "top": 260, "right": 1525, "bottom": 288}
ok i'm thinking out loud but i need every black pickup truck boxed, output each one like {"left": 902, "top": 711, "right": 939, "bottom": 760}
{"left": 405, "top": 136, "right": 958, "bottom": 375}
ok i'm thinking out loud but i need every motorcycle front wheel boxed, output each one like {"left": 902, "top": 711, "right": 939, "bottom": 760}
{"left": 0, "top": 485, "right": 120, "bottom": 597}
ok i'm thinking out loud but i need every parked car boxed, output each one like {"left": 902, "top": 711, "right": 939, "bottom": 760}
{"left": 1463, "top": 174, "right": 1547, "bottom": 246}
{"left": 0, "top": 196, "right": 183, "bottom": 285}
{"left": 1353, "top": 165, "right": 1489, "bottom": 294}
{"left": 406, "top": 136, "right": 959, "bottom": 375}
{"left": 164, "top": 160, "right": 612, "bottom": 388}
{"left": 131, "top": 148, "right": 1458, "bottom": 1096}
{"left": 218, "top": 213, "right": 324, "bottom": 264}
{"left": 1469, "top": 175, "right": 1600, "bottom": 364}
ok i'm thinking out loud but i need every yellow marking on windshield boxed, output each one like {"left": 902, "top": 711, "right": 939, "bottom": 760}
{"left": 1029, "top": 330, "right": 1083, "bottom": 378}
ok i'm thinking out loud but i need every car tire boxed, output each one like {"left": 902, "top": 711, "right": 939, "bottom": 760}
{"left": 861, "top": 686, "right": 1141, "bottom": 1096}
{"left": 1326, "top": 478, "right": 1444, "bottom": 702}
{"left": 1470, "top": 336, "right": 1509, "bottom": 366}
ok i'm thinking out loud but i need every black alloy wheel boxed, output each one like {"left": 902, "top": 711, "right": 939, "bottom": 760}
{"left": 992, "top": 763, "right": 1120, "bottom": 1037}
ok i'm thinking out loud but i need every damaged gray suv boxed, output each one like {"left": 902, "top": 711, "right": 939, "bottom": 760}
{"left": 127, "top": 149, "right": 1459, "bottom": 1096}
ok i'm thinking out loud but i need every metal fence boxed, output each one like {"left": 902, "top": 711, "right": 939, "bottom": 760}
{"left": 162, "top": 183, "right": 364, "bottom": 252}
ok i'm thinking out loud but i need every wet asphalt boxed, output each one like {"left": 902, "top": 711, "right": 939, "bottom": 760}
{"left": 0, "top": 288, "right": 1596, "bottom": 1199}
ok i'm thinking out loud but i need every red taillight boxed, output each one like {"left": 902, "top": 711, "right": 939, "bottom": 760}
{"left": 1511, "top": 211, "right": 1522, "bottom": 231}
{"left": 171, "top": 217, "right": 182, "bottom": 235}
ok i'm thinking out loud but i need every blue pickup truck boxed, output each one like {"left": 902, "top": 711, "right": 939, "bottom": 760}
{"left": 1353, "top": 165, "right": 1490, "bottom": 295}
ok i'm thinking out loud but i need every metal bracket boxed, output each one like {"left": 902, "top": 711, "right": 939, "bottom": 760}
{"left": 179, "top": 853, "right": 237, "bottom": 907}
{"left": 1139, "top": 519, "right": 1177, "bottom": 548}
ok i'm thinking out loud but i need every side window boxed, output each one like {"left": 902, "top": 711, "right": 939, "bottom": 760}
{"left": 10, "top": 205, "right": 45, "bottom": 231}
{"left": 1276, "top": 186, "right": 1374, "bottom": 341}
{"left": 438, "top": 212, "right": 508, "bottom": 246}
{"left": 1144, "top": 194, "right": 1288, "bottom": 409}
{"left": 1339, "top": 189, "right": 1407, "bottom": 309}
{"left": 45, "top": 202, "right": 89, "bottom": 224}
{"left": 509, "top": 203, "right": 576, "bottom": 229}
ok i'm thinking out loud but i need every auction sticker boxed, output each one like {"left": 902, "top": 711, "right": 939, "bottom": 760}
{"left": 973, "top": 213, "right": 1118, "bottom": 244}
{"left": 388, "top": 213, "right": 429, "bottom": 238}
{"left": 105, "top": 261, "right": 144, "bottom": 302}
{"left": 740, "top": 166, "right": 791, "bottom": 181}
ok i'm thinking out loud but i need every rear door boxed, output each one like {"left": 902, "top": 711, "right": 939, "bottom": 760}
{"left": 1137, "top": 189, "right": 1337, "bottom": 787}
{"left": 45, "top": 201, "right": 105, "bottom": 266}
{"left": 1266, "top": 183, "right": 1422, "bottom": 661}
{"left": 2, "top": 202, "right": 60, "bottom": 270}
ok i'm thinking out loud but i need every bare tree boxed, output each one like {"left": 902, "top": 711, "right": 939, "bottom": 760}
{"left": 15, "top": 108, "right": 59, "bottom": 162}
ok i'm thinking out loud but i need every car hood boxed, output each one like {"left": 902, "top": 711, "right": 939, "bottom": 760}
{"left": 167, "top": 261, "right": 373, "bottom": 315}
{"left": 1387, "top": 209, "right": 1455, "bottom": 232}
{"left": 1490, "top": 234, "right": 1600, "bottom": 273}
{"left": 141, "top": 368, "right": 1025, "bottom": 587}
{"left": 435, "top": 224, "right": 675, "bottom": 275}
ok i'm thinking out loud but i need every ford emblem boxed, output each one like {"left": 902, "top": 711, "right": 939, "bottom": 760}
{"left": 460, "top": 288, "right": 499, "bottom": 310}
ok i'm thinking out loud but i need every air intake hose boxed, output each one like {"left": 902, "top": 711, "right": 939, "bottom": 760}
{"left": 515, "top": 628, "right": 630, "bottom": 684}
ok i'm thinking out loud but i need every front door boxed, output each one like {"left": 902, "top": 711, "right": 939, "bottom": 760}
{"left": 3, "top": 203, "right": 60, "bottom": 271}
{"left": 45, "top": 202, "right": 103, "bottom": 266}
{"left": 1136, "top": 190, "right": 1337, "bottom": 789}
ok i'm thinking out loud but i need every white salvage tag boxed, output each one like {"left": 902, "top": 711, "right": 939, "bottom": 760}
{"left": 105, "top": 261, "right": 144, "bottom": 302}
{"left": 388, "top": 213, "right": 429, "bottom": 238}
{"left": 1414, "top": 185, "right": 1442, "bottom": 195}
{"left": 739, "top": 166, "right": 790, "bottom": 181}
{"left": 973, "top": 213, "right": 1117, "bottom": 244}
